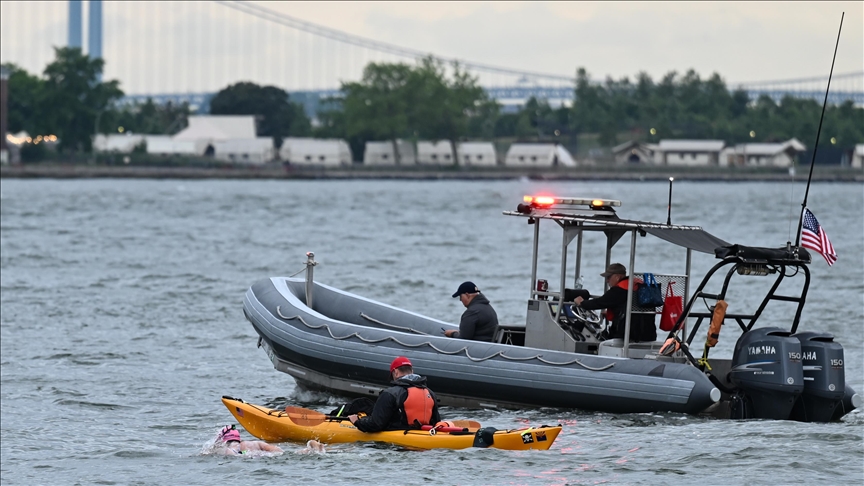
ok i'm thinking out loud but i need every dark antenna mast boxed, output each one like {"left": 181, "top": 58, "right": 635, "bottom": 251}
{"left": 794, "top": 12, "right": 844, "bottom": 247}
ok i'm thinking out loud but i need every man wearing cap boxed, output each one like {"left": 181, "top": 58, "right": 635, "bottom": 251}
{"left": 348, "top": 356, "right": 441, "bottom": 432}
{"left": 444, "top": 281, "right": 499, "bottom": 342}
{"left": 574, "top": 263, "right": 656, "bottom": 342}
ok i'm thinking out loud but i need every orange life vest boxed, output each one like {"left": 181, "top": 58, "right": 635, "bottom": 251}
{"left": 604, "top": 278, "right": 634, "bottom": 322}
{"left": 403, "top": 386, "right": 435, "bottom": 427}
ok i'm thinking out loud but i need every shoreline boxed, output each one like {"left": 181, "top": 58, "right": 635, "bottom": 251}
{"left": 2, "top": 164, "right": 862, "bottom": 182}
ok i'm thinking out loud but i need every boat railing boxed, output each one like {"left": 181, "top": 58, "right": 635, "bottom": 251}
{"left": 631, "top": 273, "right": 688, "bottom": 315}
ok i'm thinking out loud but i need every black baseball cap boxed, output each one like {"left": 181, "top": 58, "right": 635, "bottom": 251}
{"left": 452, "top": 281, "right": 479, "bottom": 298}
{"left": 600, "top": 263, "right": 627, "bottom": 277}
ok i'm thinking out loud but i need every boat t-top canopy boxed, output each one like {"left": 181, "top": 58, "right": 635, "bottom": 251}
{"left": 503, "top": 195, "right": 730, "bottom": 254}
{"left": 504, "top": 195, "right": 736, "bottom": 355}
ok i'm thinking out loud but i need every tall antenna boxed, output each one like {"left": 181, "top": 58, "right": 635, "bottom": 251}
{"left": 795, "top": 12, "right": 844, "bottom": 247}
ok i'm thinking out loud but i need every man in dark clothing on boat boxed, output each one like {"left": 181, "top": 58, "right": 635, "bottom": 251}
{"left": 348, "top": 356, "right": 442, "bottom": 432}
{"left": 573, "top": 263, "right": 657, "bottom": 342}
{"left": 444, "top": 281, "right": 499, "bottom": 342}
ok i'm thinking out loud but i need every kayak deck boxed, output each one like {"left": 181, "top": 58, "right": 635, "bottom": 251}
{"left": 222, "top": 397, "right": 560, "bottom": 451}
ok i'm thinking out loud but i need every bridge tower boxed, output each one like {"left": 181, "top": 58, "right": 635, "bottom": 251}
{"left": 88, "top": 0, "right": 102, "bottom": 60}
{"left": 68, "top": 0, "right": 82, "bottom": 48}
{"left": 67, "top": 1, "right": 102, "bottom": 59}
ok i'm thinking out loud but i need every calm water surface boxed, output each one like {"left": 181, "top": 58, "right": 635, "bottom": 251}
{"left": 1, "top": 179, "right": 862, "bottom": 485}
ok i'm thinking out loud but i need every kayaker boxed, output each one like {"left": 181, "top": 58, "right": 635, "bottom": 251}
{"left": 218, "top": 425, "right": 284, "bottom": 455}
{"left": 348, "top": 356, "right": 442, "bottom": 432}
{"left": 573, "top": 263, "right": 657, "bottom": 342}
{"left": 444, "top": 281, "right": 499, "bottom": 342}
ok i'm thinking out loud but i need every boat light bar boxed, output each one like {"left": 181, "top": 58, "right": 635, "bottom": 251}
{"left": 522, "top": 196, "right": 622, "bottom": 208}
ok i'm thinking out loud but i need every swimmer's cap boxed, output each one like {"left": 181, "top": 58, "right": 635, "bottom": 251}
{"left": 220, "top": 425, "right": 241, "bottom": 442}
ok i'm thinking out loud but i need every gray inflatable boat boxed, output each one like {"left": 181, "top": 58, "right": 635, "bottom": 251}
{"left": 243, "top": 195, "right": 860, "bottom": 420}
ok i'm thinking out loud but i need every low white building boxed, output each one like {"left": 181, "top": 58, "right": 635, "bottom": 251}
{"left": 93, "top": 134, "right": 146, "bottom": 153}
{"left": 456, "top": 142, "right": 497, "bottom": 166}
{"left": 505, "top": 143, "right": 576, "bottom": 167}
{"left": 280, "top": 138, "right": 352, "bottom": 166}
{"left": 611, "top": 141, "right": 657, "bottom": 164}
{"left": 363, "top": 140, "right": 417, "bottom": 165}
{"left": 849, "top": 144, "right": 863, "bottom": 169}
{"left": 172, "top": 115, "right": 256, "bottom": 141}
{"left": 146, "top": 136, "right": 213, "bottom": 156}
{"left": 417, "top": 140, "right": 455, "bottom": 165}
{"left": 720, "top": 138, "right": 806, "bottom": 167}
{"left": 214, "top": 138, "right": 275, "bottom": 164}
{"left": 656, "top": 140, "right": 725, "bottom": 166}
{"left": 147, "top": 115, "right": 257, "bottom": 157}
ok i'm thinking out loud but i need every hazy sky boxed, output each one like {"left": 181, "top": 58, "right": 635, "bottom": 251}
{"left": 0, "top": 1, "right": 861, "bottom": 94}
{"left": 274, "top": 1, "right": 863, "bottom": 82}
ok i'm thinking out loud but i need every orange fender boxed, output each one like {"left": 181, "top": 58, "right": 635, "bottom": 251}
{"left": 706, "top": 300, "right": 727, "bottom": 348}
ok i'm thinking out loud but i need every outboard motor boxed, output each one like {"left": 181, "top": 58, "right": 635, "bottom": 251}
{"left": 730, "top": 327, "right": 803, "bottom": 420}
{"left": 789, "top": 332, "right": 845, "bottom": 422}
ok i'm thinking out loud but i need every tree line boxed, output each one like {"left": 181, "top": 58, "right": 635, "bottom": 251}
{"left": 4, "top": 49, "right": 862, "bottom": 162}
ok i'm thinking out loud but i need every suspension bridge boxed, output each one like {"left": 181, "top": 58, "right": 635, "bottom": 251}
{"left": 1, "top": 0, "right": 862, "bottom": 118}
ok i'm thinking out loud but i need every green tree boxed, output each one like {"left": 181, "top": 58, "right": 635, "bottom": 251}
{"left": 209, "top": 82, "right": 310, "bottom": 146}
{"left": 105, "top": 99, "right": 191, "bottom": 135}
{"left": 2, "top": 63, "right": 48, "bottom": 136}
{"left": 337, "top": 57, "right": 495, "bottom": 164}
{"left": 40, "top": 47, "right": 123, "bottom": 152}
{"left": 340, "top": 62, "right": 413, "bottom": 163}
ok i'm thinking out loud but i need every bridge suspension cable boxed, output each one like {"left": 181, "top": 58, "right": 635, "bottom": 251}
{"left": 213, "top": 0, "right": 575, "bottom": 84}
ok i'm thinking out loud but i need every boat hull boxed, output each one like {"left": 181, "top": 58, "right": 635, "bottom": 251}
{"left": 222, "top": 397, "right": 560, "bottom": 450}
{"left": 244, "top": 277, "right": 721, "bottom": 415}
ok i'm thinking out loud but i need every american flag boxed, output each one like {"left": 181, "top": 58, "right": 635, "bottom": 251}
{"left": 801, "top": 208, "right": 837, "bottom": 266}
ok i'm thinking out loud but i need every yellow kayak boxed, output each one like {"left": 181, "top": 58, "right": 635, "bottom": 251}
{"left": 222, "top": 397, "right": 560, "bottom": 451}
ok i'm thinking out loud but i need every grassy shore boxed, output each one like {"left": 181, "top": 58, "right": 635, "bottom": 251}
{"left": 2, "top": 162, "right": 862, "bottom": 182}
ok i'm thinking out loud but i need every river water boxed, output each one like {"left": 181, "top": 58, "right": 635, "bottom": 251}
{"left": 1, "top": 178, "right": 862, "bottom": 485}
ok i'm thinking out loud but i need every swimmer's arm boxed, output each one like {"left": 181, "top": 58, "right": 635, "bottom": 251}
{"left": 258, "top": 442, "right": 283, "bottom": 453}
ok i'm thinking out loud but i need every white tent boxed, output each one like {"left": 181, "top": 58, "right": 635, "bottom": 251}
{"left": 853, "top": 144, "right": 864, "bottom": 169}
{"left": 505, "top": 143, "right": 575, "bottom": 167}
{"left": 146, "top": 136, "right": 212, "bottom": 156}
{"left": 456, "top": 142, "right": 497, "bottom": 166}
{"left": 145, "top": 115, "right": 257, "bottom": 157}
{"left": 417, "top": 140, "right": 455, "bottom": 165}
{"left": 93, "top": 134, "right": 145, "bottom": 153}
{"left": 280, "top": 138, "right": 352, "bottom": 166}
{"left": 173, "top": 115, "right": 256, "bottom": 141}
{"left": 214, "top": 138, "right": 275, "bottom": 164}
{"left": 363, "top": 140, "right": 417, "bottom": 165}
{"left": 555, "top": 144, "right": 576, "bottom": 166}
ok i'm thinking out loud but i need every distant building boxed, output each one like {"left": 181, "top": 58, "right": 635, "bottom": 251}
{"left": 363, "top": 140, "right": 417, "bottom": 165}
{"left": 0, "top": 66, "right": 8, "bottom": 165}
{"left": 172, "top": 115, "right": 256, "bottom": 141}
{"left": 280, "top": 137, "right": 352, "bottom": 166}
{"left": 146, "top": 136, "right": 212, "bottom": 156}
{"left": 611, "top": 141, "right": 656, "bottom": 164}
{"left": 146, "top": 115, "right": 257, "bottom": 157}
{"left": 456, "top": 142, "right": 497, "bottom": 166}
{"left": 417, "top": 140, "right": 454, "bottom": 165}
{"left": 655, "top": 140, "right": 725, "bottom": 166}
{"left": 852, "top": 144, "right": 864, "bottom": 169}
{"left": 505, "top": 143, "right": 575, "bottom": 167}
{"left": 720, "top": 139, "right": 806, "bottom": 167}
{"left": 93, "top": 133, "right": 145, "bottom": 153}
{"left": 214, "top": 138, "right": 275, "bottom": 164}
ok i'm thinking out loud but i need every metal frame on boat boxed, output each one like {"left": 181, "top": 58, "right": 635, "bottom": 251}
{"left": 243, "top": 195, "right": 859, "bottom": 421}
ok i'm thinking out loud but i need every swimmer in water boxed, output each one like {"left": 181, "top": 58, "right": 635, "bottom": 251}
{"left": 218, "top": 425, "right": 284, "bottom": 456}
